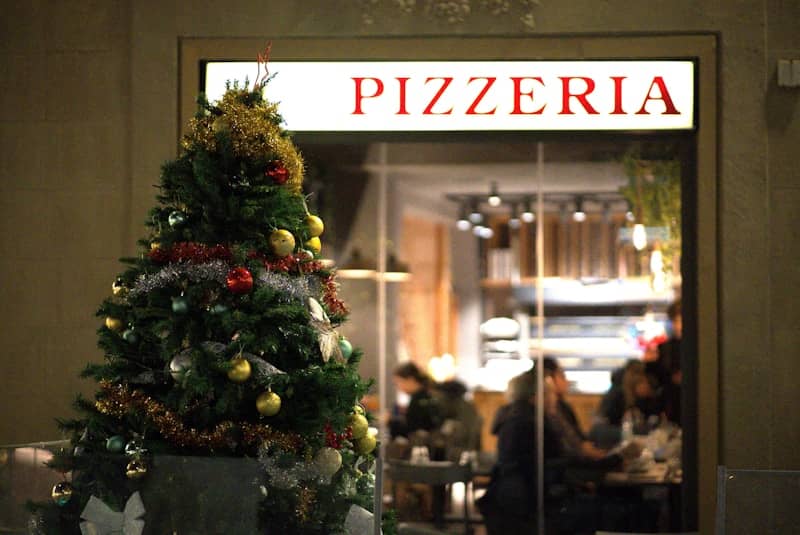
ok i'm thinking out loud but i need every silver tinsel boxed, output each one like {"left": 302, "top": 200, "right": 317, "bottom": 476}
{"left": 258, "top": 446, "right": 336, "bottom": 488}
{"left": 129, "top": 260, "right": 229, "bottom": 297}
{"left": 189, "top": 341, "right": 285, "bottom": 380}
{"left": 257, "top": 270, "right": 319, "bottom": 302}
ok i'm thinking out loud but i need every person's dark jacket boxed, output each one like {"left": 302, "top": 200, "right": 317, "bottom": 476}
{"left": 647, "top": 337, "right": 682, "bottom": 423}
{"left": 389, "top": 388, "right": 441, "bottom": 438}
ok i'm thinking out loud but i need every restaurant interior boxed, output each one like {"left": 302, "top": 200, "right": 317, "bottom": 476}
{"left": 296, "top": 135, "right": 691, "bottom": 533}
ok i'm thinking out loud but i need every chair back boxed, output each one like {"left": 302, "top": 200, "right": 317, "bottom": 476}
{"left": 716, "top": 466, "right": 800, "bottom": 534}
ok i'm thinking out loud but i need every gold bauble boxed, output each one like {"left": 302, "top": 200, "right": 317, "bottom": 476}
{"left": 269, "top": 229, "right": 296, "bottom": 257}
{"left": 125, "top": 459, "right": 148, "bottom": 479}
{"left": 353, "top": 404, "right": 365, "bottom": 415}
{"left": 313, "top": 447, "right": 342, "bottom": 478}
{"left": 211, "top": 117, "right": 230, "bottom": 134}
{"left": 150, "top": 241, "right": 161, "bottom": 251}
{"left": 111, "top": 278, "right": 126, "bottom": 296}
{"left": 349, "top": 413, "right": 369, "bottom": 440}
{"left": 105, "top": 317, "right": 123, "bottom": 331}
{"left": 256, "top": 391, "right": 282, "bottom": 416}
{"left": 227, "top": 356, "right": 252, "bottom": 383}
{"left": 354, "top": 433, "right": 377, "bottom": 455}
{"left": 305, "top": 215, "right": 324, "bottom": 237}
{"left": 305, "top": 236, "right": 321, "bottom": 254}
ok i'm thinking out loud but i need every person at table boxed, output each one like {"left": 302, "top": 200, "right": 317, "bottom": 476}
{"left": 542, "top": 357, "right": 609, "bottom": 461}
{"left": 477, "top": 370, "right": 555, "bottom": 533}
{"left": 647, "top": 298, "right": 683, "bottom": 424}
{"left": 389, "top": 362, "right": 442, "bottom": 440}
{"left": 591, "top": 360, "right": 662, "bottom": 447}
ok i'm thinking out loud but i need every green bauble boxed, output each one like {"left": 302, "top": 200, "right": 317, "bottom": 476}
{"left": 106, "top": 435, "right": 126, "bottom": 453}
{"left": 209, "top": 303, "right": 227, "bottom": 315}
{"left": 168, "top": 210, "right": 186, "bottom": 228}
{"left": 339, "top": 338, "right": 353, "bottom": 360}
{"left": 171, "top": 296, "right": 189, "bottom": 314}
{"left": 51, "top": 481, "right": 74, "bottom": 506}
{"left": 122, "top": 328, "right": 138, "bottom": 344}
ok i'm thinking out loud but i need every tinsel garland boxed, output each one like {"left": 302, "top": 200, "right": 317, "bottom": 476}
{"left": 258, "top": 270, "right": 319, "bottom": 303}
{"left": 129, "top": 260, "right": 229, "bottom": 297}
{"left": 148, "top": 242, "right": 232, "bottom": 265}
{"left": 95, "top": 381, "right": 302, "bottom": 453}
{"left": 257, "top": 253, "right": 324, "bottom": 274}
{"left": 181, "top": 89, "right": 304, "bottom": 193}
{"left": 321, "top": 274, "right": 349, "bottom": 317}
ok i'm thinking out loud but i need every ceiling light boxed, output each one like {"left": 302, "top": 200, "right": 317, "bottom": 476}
{"left": 520, "top": 198, "right": 535, "bottom": 223}
{"left": 572, "top": 196, "right": 586, "bottom": 222}
{"left": 508, "top": 202, "right": 521, "bottom": 229}
{"left": 488, "top": 181, "right": 501, "bottom": 207}
{"left": 632, "top": 223, "right": 648, "bottom": 251}
{"left": 479, "top": 226, "right": 494, "bottom": 239}
{"left": 382, "top": 253, "right": 411, "bottom": 282}
{"left": 456, "top": 202, "right": 471, "bottom": 231}
{"left": 468, "top": 200, "right": 483, "bottom": 224}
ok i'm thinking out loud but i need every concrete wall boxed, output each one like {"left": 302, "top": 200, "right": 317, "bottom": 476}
{"left": 1, "top": 0, "right": 798, "bottom": 483}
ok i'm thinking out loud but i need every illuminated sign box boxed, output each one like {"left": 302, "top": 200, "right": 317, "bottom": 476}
{"left": 204, "top": 61, "right": 695, "bottom": 132}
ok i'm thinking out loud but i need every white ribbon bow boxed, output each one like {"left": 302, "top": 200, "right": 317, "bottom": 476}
{"left": 79, "top": 491, "right": 145, "bottom": 535}
{"left": 344, "top": 504, "right": 382, "bottom": 535}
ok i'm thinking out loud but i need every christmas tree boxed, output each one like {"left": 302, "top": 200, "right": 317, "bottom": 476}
{"left": 31, "top": 64, "right": 385, "bottom": 534}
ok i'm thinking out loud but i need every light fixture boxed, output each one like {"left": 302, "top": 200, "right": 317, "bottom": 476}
{"left": 456, "top": 202, "right": 471, "bottom": 231}
{"left": 632, "top": 223, "right": 648, "bottom": 251}
{"left": 337, "top": 248, "right": 377, "bottom": 279}
{"left": 382, "top": 253, "right": 411, "bottom": 282}
{"left": 468, "top": 200, "right": 483, "bottom": 224}
{"left": 625, "top": 200, "right": 636, "bottom": 222}
{"left": 508, "top": 202, "right": 521, "bottom": 229}
{"left": 488, "top": 181, "right": 501, "bottom": 207}
{"left": 472, "top": 224, "right": 485, "bottom": 237}
{"left": 520, "top": 198, "right": 535, "bottom": 223}
{"left": 479, "top": 226, "right": 494, "bottom": 239}
{"left": 572, "top": 196, "right": 587, "bottom": 222}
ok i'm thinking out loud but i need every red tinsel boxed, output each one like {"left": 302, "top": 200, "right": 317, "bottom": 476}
{"left": 266, "top": 160, "right": 289, "bottom": 185}
{"left": 257, "top": 253, "right": 323, "bottom": 274}
{"left": 321, "top": 274, "right": 349, "bottom": 317}
{"left": 149, "top": 242, "right": 232, "bottom": 264}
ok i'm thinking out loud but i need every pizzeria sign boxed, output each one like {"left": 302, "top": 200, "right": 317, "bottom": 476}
{"left": 204, "top": 61, "right": 695, "bottom": 132}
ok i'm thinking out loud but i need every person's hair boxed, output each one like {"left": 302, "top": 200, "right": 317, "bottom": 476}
{"left": 507, "top": 370, "right": 537, "bottom": 402}
{"left": 667, "top": 298, "right": 682, "bottom": 321}
{"left": 393, "top": 362, "right": 429, "bottom": 387}
{"left": 542, "top": 356, "right": 560, "bottom": 377}
{"left": 622, "top": 360, "right": 647, "bottom": 408}
{"left": 433, "top": 379, "right": 467, "bottom": 399}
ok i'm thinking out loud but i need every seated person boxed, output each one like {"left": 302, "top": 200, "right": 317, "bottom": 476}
{"left": 388, "top": 362, "right": 442, "bottom": 440}
{"left": 647, "top": 298, "right": 683, "bottom": 424}
{"left": 431, "top": 379, "right": 482, "bottom": 460}
{"left": 591, "top": 360, "right": 663, "bottom": 448}
{"left": 542, "top": 357, "right": 609, "bottom": 462}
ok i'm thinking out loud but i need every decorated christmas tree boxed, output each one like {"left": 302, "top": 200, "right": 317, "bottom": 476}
{"left": 30, "top": 60, "right": 386, "bottom": 534}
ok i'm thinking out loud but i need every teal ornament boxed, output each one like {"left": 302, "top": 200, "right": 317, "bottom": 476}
{"left": 122, "top": 328, "right": 138, "bottom": 344}
{"left": 168, "top": 210, "right": 186, "bottom": 228}
{"left": 171, "top": 296, "right": 189, "bottom": 314}
{"left": 51, "top": 481, "right": 74, "bottom": 506}
{"left": 169, "top": 352, "right": 193, "bottom": 382}
{"left": 106, "top": 435, "right": 126, "bottom": 453}
{"left": 209, "top": 303, "right": 227, "bottom": 315}
{"left": 339, "top": 338, "right": 353, "bottom": 360}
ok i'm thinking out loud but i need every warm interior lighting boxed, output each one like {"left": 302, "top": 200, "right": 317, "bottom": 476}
{"left": 508, "top": 202, "right": 521, "bottom": 229}
{"left": 468, "top": 200, "right": 483, "bottom": 224}
{"left": 487, "top": 181, "right": 501, "bottom": 207}
{"left": 572, "top": 196, "right": 587, "bottom": 222}
{"left": 381, "top": 253, "right": 411, "bottom": 282}
{"left": 456, "top": 202, "right": 471, "bottom": 230}
{"left": 337, "top": 248, "right": 377, "bottom": 279}
{"left": 521, "top": 198, "right": 535, "bottom": 223}
{"left": 632, "top": 223, "right": 648, "bottom": 251}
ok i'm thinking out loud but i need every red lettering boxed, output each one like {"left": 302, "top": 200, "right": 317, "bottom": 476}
{"left": 510, "top": 77, "right": 546, "bottom": 115}
{"left": 611, "top": 76, "right": 626, "bottom": 115}
{"left": 396, "top": 77, "right": 410, "bottom": 115}
{"left": 559, "top": 76, "right": 599, "bottom": 115}
{"left": 352, "top": 77, "right": 384, "bottom": 115}
{"left": 423, "top": 77, "right": 454, "bottom": 115}
{"left": 465, "top": 77, "right": 497, "bottom": 115}
{"left": 636, "top": 76, "right": 680, "bottom": 115}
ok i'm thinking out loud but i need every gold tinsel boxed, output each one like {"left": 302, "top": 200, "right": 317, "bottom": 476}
{"left": 95, "top": 381, "right": 302, "bottom": 453}
{"left": 296, "top": 486, "right": 316, "bottom": 523}
{"left": 181, "top": 89, "right": 304, "bottom": 193}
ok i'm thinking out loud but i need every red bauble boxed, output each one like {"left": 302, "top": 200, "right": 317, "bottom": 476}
{"left": 266, "top": 161, "right": 289, "bottom": 185}
{"left": 226, "top": 267, "right": 254, "bottom": 294}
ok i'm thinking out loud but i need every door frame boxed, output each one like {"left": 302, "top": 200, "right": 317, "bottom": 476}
{"left": 180, "top": 34, "right": 718, "bottom": 532}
